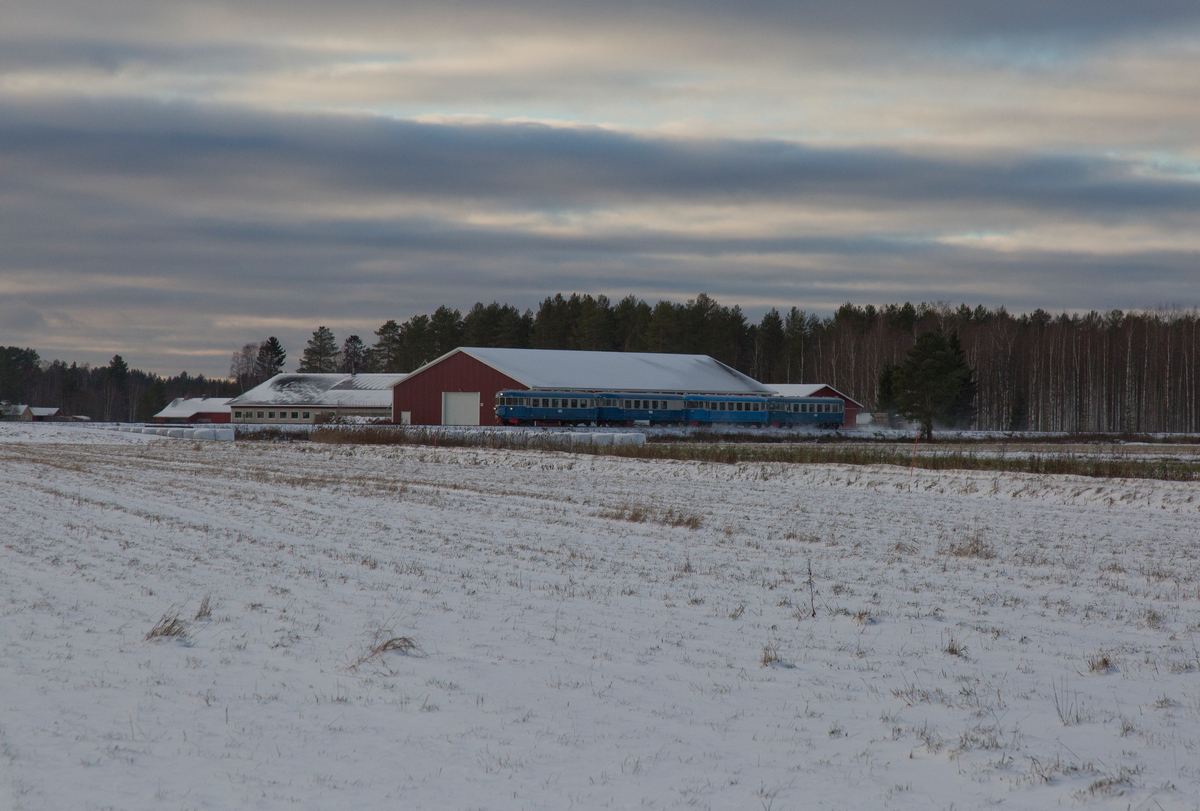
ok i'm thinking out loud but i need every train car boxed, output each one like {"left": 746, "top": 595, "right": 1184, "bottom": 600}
{"left": 683, "top": 395, "right": 769, "bottom": 425}
{"left": 494, "top": 390, "right": 598, "bottom": 425}
{"left": 595, "top": 394, "right": 626, "bottom": 426}
{"left": 765, "top": 396, "right": 844, "bottom": 427}
{"left": 607, "top": 393, "right": 688, "bottom": 425}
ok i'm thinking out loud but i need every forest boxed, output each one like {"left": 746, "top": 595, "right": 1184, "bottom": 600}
{"left": 0, "top": 350, "right": 237, "bottom": 423}
{"left": 3, "top": 294, "right": 1198, "bottom": 432}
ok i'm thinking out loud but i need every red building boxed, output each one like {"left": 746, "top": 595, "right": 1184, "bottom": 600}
{"left": 768, "top": 384, "right": 865, "bottom": 427}
{"left": 393, "top": 347, "right": 775, "bottom": 426}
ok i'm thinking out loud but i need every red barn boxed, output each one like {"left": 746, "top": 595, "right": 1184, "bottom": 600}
{"left": 768, "top": 384, "right": 865, "bottom": 427}
{"left": 393, "top": 347, "right": 773, "bottom": 426}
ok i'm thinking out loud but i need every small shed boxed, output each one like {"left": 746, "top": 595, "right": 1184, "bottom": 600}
{"left": 30, "top": 407, "right": 62, "bottom": 421}
{"left": 153, "top": 398, "right": 232, "bottom": 424}
{"left": 768, "top": 384, "right": 865, "bottom": 427}
{"left": 393, "top": 347, "right": 773, "bottom": 426}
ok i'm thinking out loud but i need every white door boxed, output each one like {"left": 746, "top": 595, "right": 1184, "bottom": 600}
{"left": 442, "top": 392, "right": 480, "bottom": 425}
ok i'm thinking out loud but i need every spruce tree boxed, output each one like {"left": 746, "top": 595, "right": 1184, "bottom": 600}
{"left": 338, "top": 335, "right": 365, "bottom": 374}
{"left": 893, "top": 330, "right": 975, "bottom": 440}
{"left": 299, "top": 327, "right": 339, "bottom": 372}
{"left": 255, "top": 337, "right": 287, "bottom": 381}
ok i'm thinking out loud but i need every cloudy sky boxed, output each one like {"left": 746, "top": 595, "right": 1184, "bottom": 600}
{"left": 3, "top": 0, "right": 1199, "bottom": 375}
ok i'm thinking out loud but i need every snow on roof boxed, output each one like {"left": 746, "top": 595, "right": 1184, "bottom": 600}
{"left": 426, "top": 348, "right": 774, "bottom": 394}
{"left": 3, "top": 404, "right": 32, "bottom": 417}
{"left": 29, "top": 407, "right": 61, "bottom": 417}
{"left": 228, "top": 373, "right": 408, "bottom": 409}
{"left": 769, "top": 383, "right": 865, "bottom": 408}
{"left": 153, "top": 398, "right": 232, "bottom": 419}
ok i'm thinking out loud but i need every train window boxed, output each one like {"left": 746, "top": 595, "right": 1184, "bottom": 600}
{"left": 735, "top": 402, "right": 742, "bottom": 411}
{"left": 651, "top": 400, "right": 658, "bottom": 409}
{"left": 570, "top": 399, "right": 577, "bottom": 408}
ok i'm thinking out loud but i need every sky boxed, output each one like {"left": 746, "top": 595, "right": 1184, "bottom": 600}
{"left": 2, "top": 1, "right": 1199, "bottom": 376}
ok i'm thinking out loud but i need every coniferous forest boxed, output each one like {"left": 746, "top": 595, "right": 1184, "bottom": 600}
{"left": 3, "top": 294, "right": 1199, "bottom": 432}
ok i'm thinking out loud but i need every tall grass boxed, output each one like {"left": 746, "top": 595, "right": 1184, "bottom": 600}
{"left": 309, "top": 425, "right": 1199, "bottom": 481}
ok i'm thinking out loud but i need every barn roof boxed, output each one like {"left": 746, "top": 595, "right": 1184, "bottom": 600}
{"left": 154, "top": 398, "right": 231, "bottom": 419}
{"left": 228, "top": 373, "right": 408, "bottom": 409}
{"left": 768, "top": 383, "right": 865, "bottom": 408}
{"left": 418, "top": 348, "right": 773, "bottom": 394}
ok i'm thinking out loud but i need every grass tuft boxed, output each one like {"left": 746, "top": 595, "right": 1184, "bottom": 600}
{"left": 145, "top": 608, "right": 189, "bottom": 642}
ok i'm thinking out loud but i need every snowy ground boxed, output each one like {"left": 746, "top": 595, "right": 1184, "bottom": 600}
{"left": 2, "top": 423, "right": 1199, "bottom": 810}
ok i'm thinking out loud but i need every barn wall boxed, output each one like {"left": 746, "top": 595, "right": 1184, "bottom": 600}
{"left": 393, "top": 352, "right": 525, "bottom": 425}
{"left": 810, "top": 385, "right": 860, "bottom": 427}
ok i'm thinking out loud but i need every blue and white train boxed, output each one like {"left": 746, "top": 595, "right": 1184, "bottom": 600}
{"left": 494, "top": 390, "right": 844, "bottom": 428}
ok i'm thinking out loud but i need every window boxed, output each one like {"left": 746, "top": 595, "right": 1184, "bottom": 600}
{"left": 291, "top": 412, "right": 298, "bottom": 419}
{"left": 792, "top": 404, "right": 798, "bottom": 412}
{"left": 542, "top": 398, "right": 549, "bottom": 407}
{"left": 303, "top": 412, "right": 310, "bottom": 419}
{"left": 257, "top": 412, "right": 264, "bottom": 418}
{"left": 234, "top": 411, "right": 241, "bottom": 418}
{"left": 268, "top": 412, "right": 275, "bottom": 419}
{"left": 735, "top": 402, "right": 742, "bottom": 411}
{"left": 571, "top": 399, "right": 578, "bottom": 408}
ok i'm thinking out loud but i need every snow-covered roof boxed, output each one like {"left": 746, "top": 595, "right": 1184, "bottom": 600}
{"left": 768, "top": 383, "right": 864, "bottom": 408}
{"left": 417, "top": 348, "right": 773, "bottom": 394}
{"left": 3, "top": 404, "right": 32, "bottom": 417}
{"left": 29, "top": 407, "right": 61, "bottom": 417}
{"left": 228, "top": 373, "right": 408, "bottom": 409}
{"left": 153, "top": 398, "right": 231, "bottom": 419}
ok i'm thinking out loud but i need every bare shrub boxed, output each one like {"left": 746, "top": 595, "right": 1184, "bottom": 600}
{"left": 194, "top": 594, "right": 213, "bottom": 621}
{"left": 761, "top": 643, "right": 782, "bottom": 667}
{"left": 1085, "top": 652, "right": 1114, "bottom": 674}
{"left": 146, "top": 608, "right": 189, "bottom": 642}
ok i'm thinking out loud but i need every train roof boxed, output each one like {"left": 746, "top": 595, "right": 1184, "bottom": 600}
{"left": 432, "top": 348, "right": 774, "bottom": 394}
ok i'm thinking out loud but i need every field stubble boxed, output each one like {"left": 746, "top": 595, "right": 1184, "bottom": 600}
{"left": 0, "top": 427, "right": 1198, "bottom": 809}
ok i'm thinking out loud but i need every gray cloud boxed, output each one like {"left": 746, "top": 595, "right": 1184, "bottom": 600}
{"left": 2, "top": 2, "right": 1199, "bottom": 375}
{"left": 3, "top": 97, "right": 1198, "bottom": 219}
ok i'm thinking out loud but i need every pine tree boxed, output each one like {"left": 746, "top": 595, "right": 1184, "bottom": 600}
{"left": 338, "top": 335, "right": 365, "bottom": 374}
{"left": 255, "top": 337, "right": 287, "bottom": 381}
{"left": 429, "top": 307, "right": 463, "bottom": 357}
{"left": 893, "top": 330, "right": 976, "bottom": 440}
{"left": 299, "top": 327, "right": 339, "bottom": 372}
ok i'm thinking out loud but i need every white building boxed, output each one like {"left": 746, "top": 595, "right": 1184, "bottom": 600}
{"left": 228, "top": 373, "right": 408, "bottom": 424}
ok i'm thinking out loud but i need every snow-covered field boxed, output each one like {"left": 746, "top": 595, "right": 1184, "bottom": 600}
{"left": 2, "top": 423, "right": 1199, "bottom": 810}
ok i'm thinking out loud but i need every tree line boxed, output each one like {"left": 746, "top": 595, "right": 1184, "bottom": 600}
{"left": 5, "top": 294, "right": 1197, "bottom": 431}
{"left": 234, "top": 295, "right": 1198, "bottom": 433}
{"left": 0, "top": 349, "right": 238, "bottom": 422}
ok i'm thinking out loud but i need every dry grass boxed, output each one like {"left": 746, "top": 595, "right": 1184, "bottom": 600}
{"left": 760, "top": 643, "right": 782, "bottom": 667}
{"left": 601, "top": 504, "right": 703, "bottom": 530}
{"left": 194, "top": 593, "right": 213, "bottom": 621}
{"left": 1085, "top": 652, "right": 1114, "bottom": 674}
{"left": 350, "top": 631, "right": 422, "bottom": 670}
{"left": 943, "top": 633, "right": 969, "bottom": 658}
{"left": 145, "top": 608, "right": 188, "bottom": 642}
{"left": 947, "top": 534, "right": 996, "bottom": 560}
{"left": 310, "top": 425, "right": 1200, "bottom": 481}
